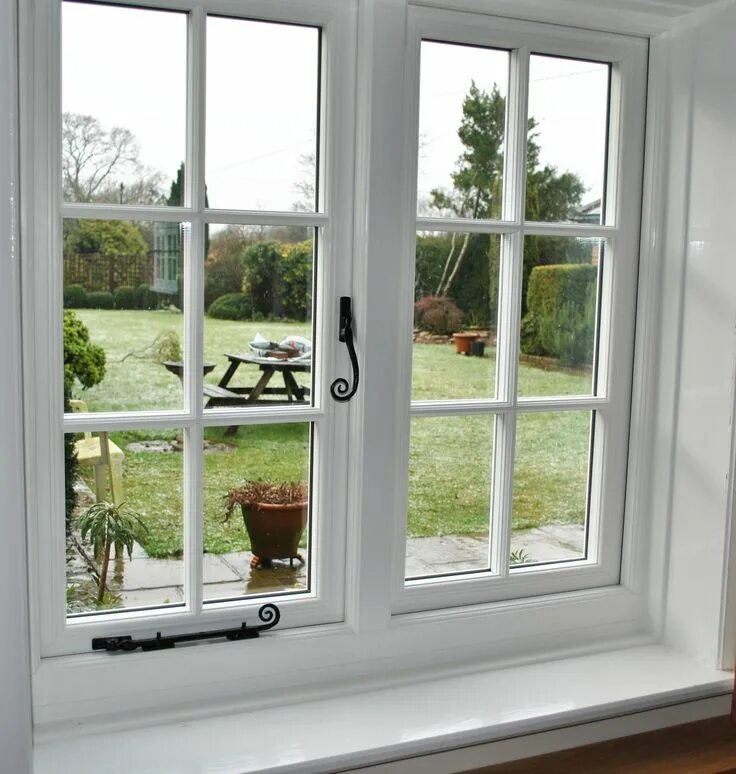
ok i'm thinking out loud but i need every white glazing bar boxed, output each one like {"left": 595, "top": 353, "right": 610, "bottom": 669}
{"left": 60, "top": 203, "right": 193, "bottom": 222}
{"left": 183, "top": 6, "right": 207, "bottom": 616}
{"left": 491, "top": 47, "right": 529, "bottom": 578}
{"left": 523, "top": 222, "right": 618, "bottom": 238}
{"left": 409, "top": 395, "right": 606, "bottom": 417}
{"left": 415, "top": 216, "right": 518, "bottom": 234}
{"left": 59, "top": 205, "right": 328, "bottom": 228}
{"left": 201, "top": 406, "right": 324, "bottom": 426}
{"left": 203, "top": 209, "right": 328, "bottom": 227}
{"left": 62, "top": 412, "right": 195, "bottom": 433}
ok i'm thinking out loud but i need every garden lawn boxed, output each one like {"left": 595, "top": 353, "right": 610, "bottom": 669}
{"left": 71, "top": 311, "right": 593, "bottom": 557}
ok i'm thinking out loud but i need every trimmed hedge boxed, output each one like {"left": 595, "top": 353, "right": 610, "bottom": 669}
{"left": 520, "top": 263, "right": 597, "bottom": 366}
{"left": 86, "top": 291, "right": 115, "bottom": 309}
{"left": 114, "top": 285, "right": 137, "bottom": 309}
{"left": 63, "top": 284, "right": 87, "bottom": 309}
{"left": 208, "top": 292, "right": 253, "bottom": 321}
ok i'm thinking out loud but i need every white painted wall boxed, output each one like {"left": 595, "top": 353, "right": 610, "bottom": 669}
{"left": 650, "top": 0, "right": 736, "bottom": 666}
{"left": 0, "top": 0, "right": 33, "bottom": 769}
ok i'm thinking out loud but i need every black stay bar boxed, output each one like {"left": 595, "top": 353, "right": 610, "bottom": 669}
{"left": 92, "top": 603, "right": 280, "bottom": 653}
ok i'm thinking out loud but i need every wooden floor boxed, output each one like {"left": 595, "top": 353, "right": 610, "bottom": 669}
{"left": 467, "top": 716, "right": 736, "bottom": 773}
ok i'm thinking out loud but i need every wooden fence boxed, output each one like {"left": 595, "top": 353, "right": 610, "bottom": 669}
{"left": 63, "top": 252, "right": 154, "bottom": 292}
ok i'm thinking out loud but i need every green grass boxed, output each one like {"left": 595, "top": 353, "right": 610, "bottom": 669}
{"left": 70, "top": 310, "right": 593, "bottom": 557}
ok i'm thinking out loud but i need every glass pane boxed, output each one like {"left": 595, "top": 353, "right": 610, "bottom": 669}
{"left": 412, "top": 231, "right": 500, "bottom": 401}
{"left": 206, "top": 17, "right": 320, "bottom": 212}
{"left": 65, "top": 428, "right": 184, "bottom": 616}
{"left": 203, "top": 225, "right": 314, "bottom": 411}
{"left": 518, "top": 236, "right": 601, "bottom": 397}
{"left": 526, "top": 55, "right": 610, "bottom": 223}
{"left": 511, "top": 411, "right": 590, "bottom": 567}
{"left": 417, "top": 41, "right": 509, "bottom": 219}
{"left": 63, "top": 219, "right": 187, "bottom": 413}
{"left": 406, "top": 415, "right": 494, "bottom": 579}
{"left": 62, "top": 2, "right": 187, "bottom": 206}
{"left": 202, "top": 423, "right": 311, "bottom": 602}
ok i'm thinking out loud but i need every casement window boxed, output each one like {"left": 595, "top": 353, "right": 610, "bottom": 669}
{"left": 23, "top": 0, "right": 647, "bottom": 718}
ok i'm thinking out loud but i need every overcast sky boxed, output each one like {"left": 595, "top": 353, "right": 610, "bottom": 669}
{"left": 62, "top": 2, "right": 608, "bottom": 215}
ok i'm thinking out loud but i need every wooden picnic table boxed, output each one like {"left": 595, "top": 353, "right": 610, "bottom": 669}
{"left": 204, "top": 352, "right": 311, "bottom": 409}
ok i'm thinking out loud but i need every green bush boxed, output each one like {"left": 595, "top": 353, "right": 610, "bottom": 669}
{"left": 63, "top": 311, "right": 106, "bottom": 529}
{"left": 241, "top": 242, "right": 281, "bottom": 318}
{"left": 63, "top": 284, "right": 87, "bottom": 309}
{"left": 85, "top": 290, "right": 114, "bottom": 309}
{"left": 414, "top": 295, "right": 464, "bottom": 335}
{"left": 240, "top": 240, "right": 312, "bottom": 321}
{"left": 113, "top": 285, "right": 137, "bottom": 309}
{"left": 135, "top": 283, "right": 159, "bottom": 310}
{"left": 204, "top": 251, "right": 244, "bottom": 310}
{"left": 520, "top": 263, "right": 598, "bottom": 366}
{"left": 63, "top": 310, "right": 106, "bottom": 394}
{"left": 279, "top": 241, "right": 312, "bottom": 320}
{"left": 208, "top": 292, "right": 253, "bottom": 321}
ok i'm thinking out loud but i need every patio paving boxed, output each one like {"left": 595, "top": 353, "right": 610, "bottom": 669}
{"left": 81, "top": 524, "right": 586, "bottom": 608}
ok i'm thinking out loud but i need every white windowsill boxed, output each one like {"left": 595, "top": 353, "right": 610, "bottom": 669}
{"left": 33, "top": 644, "right": 731, "bottom": 773}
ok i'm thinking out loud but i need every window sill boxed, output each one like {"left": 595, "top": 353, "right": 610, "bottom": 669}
{"left": 33, "top": 643, "right": 731, "bottom": 773}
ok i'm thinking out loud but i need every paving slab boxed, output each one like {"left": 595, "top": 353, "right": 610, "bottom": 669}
{"left": 119, "top": 586, "right": 183, "bottom": 609}
{"left": 203, "top": 553, "right": 242, "bottom": 584}
{"left": 203, "top": 581, "right": 248, "bottom": 601}
{"left": 511, "top": 526, "right": 584, "bottom": 563}
{"left": 407, "top": 535, "right": 488, "bottom": 566}
{"left": 120, "top": 557, "right": 184, "bottom": 590}
{"left": 68, "top": 527, "right": 588, "bottom": 602}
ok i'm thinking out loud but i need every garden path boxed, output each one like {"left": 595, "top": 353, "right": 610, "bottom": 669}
{"left": 110, "top": 526, "right": 585, "bottom": 607}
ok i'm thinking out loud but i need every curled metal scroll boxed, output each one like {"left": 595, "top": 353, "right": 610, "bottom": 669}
{"left": 91, "top": 603, "right": 281, "bottom": 652}
{"left": 330, "top": 296, "right": 359, "bottom": 402}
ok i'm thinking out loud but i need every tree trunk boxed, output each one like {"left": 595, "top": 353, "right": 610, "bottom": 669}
{"left": 435, "top": 232, "right": 458, "bottom": 297}
{"left": 441, "top": 232, "right": 471, "bottom": 296}
{"left": 97, "top": 538, "right": 112, "bottom": 603}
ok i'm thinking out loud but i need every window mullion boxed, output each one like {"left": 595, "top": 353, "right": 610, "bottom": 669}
{"left": 182, "top": 7, "right": 206, "bottom": 615}
{"left": 491, "top": 47, "right": 529, "bottom": 578}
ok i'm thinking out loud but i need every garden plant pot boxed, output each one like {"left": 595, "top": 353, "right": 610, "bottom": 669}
{"left": 470, "top": 340, "right": 486, "bottom": 357}
{"left": 453, "top": 331, "right": 480, "bottom": 355}
{"left": 241, "top": 501, "right": 308, "bottom": 568}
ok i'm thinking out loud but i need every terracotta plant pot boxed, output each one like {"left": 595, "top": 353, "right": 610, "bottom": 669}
{"left": 453, "top": 331, "right": 480, "bottom": 355}
{"left": 241, "top": 501, "right": 308, "bottom": 568}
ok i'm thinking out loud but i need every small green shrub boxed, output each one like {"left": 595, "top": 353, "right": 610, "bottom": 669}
{"left": 204, "top": 252, "right": 244, "bottom": 310}
{"left": 208, "top": 292, "right": 253, "bottom": 321}
{"left": 520, "top": 263, "right": 597, "bottom": 366}
{"left": 86, "top": 291, "right": 114, "bottom": 309}
{"left": 63, "top": 310, "right": 106, "bottom": 394}
{"left": 63, "top": 311, "right": 106, "bottom": 530}
{"left": 135, "top": 283, "right": 158, "bottom": 310}
{"left": 414, "top": 295, "right": 463, "bottom": 335}
{"left": 63, "top": 284, "right": 87, "bottom": 309}
{"left": 113, "top": 285, "right": 137, "bottom": 309}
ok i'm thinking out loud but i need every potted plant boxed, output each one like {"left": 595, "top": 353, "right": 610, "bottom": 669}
{"left": 77, "top": 500, "right": 148, "bottom": 604}
{"left": 225, "top": 481, "right": 308, "bottom": 569}
{"left": 453, "top": 331, "right": 480, "bottom": 355}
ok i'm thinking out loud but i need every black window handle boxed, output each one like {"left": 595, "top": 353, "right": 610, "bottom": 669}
{"left": 91, "top": 603, "right": 280, "bottom": 652}
{"left": 330, "top": 296, "right": 359, "bottom": 402}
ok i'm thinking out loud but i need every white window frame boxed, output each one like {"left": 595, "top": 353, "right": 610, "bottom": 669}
{"left": 22, "top": 0, "right": 656, "bottom": 730}
{"left": 24, "top": 0, "right": 357, "bottom": 657}
{"left": 389, "top": 8, "right": 648, "bottom": 614}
